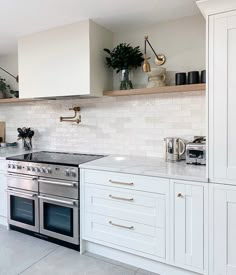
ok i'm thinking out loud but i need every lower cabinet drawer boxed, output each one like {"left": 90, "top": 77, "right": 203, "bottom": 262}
{"left": 84, "top": 212, "right": 166, "bottom": 258}
{"left": 83, "top": 169, "right": 169, "bottom": 194}
{"left": 85, "top": 185, "right": 166, "bottom": 227}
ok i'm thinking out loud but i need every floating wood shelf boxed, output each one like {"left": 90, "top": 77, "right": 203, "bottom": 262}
{"left": 103, "top": 83, "right": 206, "bottom": 97}
{"left": 0, "top": 84, "right": 206, "bottom": 103}
{"left": 0, "top": 98, "right": 43, "bottom": 104}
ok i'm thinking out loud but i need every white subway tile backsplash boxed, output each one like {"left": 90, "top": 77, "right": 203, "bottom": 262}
{"left": 0, "top": 91, "right": 205, "bottom": 158}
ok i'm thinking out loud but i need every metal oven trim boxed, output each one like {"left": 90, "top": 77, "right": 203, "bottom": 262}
{"left": 7, "top": 188, "right": 39, "bottom": 233}
{"left": 38, "top": 194, "right": 79, "bottom": 245}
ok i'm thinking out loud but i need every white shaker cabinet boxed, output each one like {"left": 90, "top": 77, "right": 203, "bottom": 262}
{"left": 210, "top": 184, "right": 236, "bottom": 275}
{"left": 171, "top": 180, "right": 205, "bottom": 273}
{"left": 18, "top": 19, "right": 113, "bottom": 98}
{"left": 209, "top": 10, "right": 236, "bottom": 183}
{"left": 0, "top": 161, "right": 7, "bottom": 225}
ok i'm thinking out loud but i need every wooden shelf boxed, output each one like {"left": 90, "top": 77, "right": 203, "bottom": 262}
{"left": 0, "top": 98, "right": 45, "bottom": 104}
{"left": 103, "top": 83, "right": 206, "bottom": 97}
{"left": 0, "top": 84, "right": 206, "bottom": 103}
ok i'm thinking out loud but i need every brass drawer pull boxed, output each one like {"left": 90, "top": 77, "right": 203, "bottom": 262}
{"left": 109, "top": 221, "right": 134, "bottom": 230}
{"left": 109, "top": 194, "right": 134, "bottom": 201}
{"left": 109, "top": 180, "right": 134, "bottom": 186}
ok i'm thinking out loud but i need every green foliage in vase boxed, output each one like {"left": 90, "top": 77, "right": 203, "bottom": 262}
{"left": 104, "top": 43, "right": 144, "bottom": 73}
{"left": 0, "top": 77, "right": 11, "bottom": 92}
{"left": 0, "top": 76, "right": 18, "bottom": 97}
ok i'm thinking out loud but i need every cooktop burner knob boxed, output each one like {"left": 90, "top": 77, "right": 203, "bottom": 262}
{"left": 34, "top": 167, "right": 40, "bottom": 172}
{"left": 16, "top": 165, "right": 22, "bottom": 170}
{"left": 64, "top": 169, "right": 70, "bottom": 177}
{"left": 26, "top": 166, "right": 31, "bottom": 171}
{"left": 70, "top": 170, "right": 77, "bottom": 178}
{"left": 12, "top": 165, "right": 16, "bottom": 169}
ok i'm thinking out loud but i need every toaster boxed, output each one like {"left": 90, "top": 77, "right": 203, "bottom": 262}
{"left": 186, "top": 141, "right": 206, "bottom": 165}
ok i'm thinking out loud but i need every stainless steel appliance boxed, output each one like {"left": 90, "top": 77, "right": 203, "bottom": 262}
{"left": 164, "top": 137, "right": 186, "bottom": 162}
{"left": 186, "top": 137, "right": 206, "bottom": 165}
{"left": 6, "top": 151, "right": 103, "bottom": 250}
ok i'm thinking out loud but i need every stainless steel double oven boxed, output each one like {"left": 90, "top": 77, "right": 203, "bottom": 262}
{"left": 7, "top": 151, "right": 103, "bottom": 249}
{"left": 6, "top": 152, "right": 88, "bottom": 249}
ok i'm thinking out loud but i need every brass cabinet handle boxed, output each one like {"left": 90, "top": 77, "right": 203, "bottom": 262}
{"left": 109, "top": 221, "right": 134, "bottom": 230}
{"left": 109, "top": 180, "right": 134, "bottom": 186}
{"left": 177, "top": 193, "right": 183, "bottom": 198}
{"left": 109, "top": 194, "right": 134, "bottom": 201}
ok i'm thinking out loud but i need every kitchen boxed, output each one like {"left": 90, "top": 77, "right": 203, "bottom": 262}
{"left": 0, "top": 0, "right": 234, "bottom": 275}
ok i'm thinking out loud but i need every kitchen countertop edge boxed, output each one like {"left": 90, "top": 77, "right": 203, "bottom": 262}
{"left": 79, "top": 155, "right": 208, "bottom": 183}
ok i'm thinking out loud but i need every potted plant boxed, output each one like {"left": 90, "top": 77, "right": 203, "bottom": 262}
{"left": 0, "top": 76, "right": 18, "bottom": 98}
{"left": 104, "top": 43, "right": 144, "bottom": 90}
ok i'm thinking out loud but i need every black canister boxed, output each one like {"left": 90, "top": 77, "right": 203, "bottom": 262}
{"left": 175, "top": 72, "right": 187, "bottom": 85}
{"left": 201, "top": 70, "right": 206, "bottom": 83}
{"left": 188, "top": 71, "right": 200, "bottom": 84}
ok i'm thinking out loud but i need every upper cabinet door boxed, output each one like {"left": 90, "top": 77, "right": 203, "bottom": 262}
{"left": 18, "top": 20, "right": 113, "bottom": 99}
{"left": 209, "top": 10, "right": 236, "bottom": 183}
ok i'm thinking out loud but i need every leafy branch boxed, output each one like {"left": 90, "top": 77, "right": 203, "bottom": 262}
{"left": 104, "top": 43, "right": 144, "bottom": 73}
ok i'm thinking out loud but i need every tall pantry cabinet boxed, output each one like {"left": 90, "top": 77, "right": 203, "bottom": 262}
{"left": 198, "top": 1, "right": 236, "bottom": 274}
{"left": 208, "top": 9, "right": 236, "bottom": 275}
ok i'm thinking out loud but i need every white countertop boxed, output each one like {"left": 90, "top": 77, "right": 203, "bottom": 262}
{"left": 80, "top": 155, "right": 208, "bottom": 182}
{"left": 0, "top": 147, "right": 34, "bottom": 160}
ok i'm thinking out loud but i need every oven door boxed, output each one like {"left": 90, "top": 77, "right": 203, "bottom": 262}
{"left": 38, "top": 194, "right": 79, "bottom": 245}
{"left": 7, "top": 188, "right": 39, "bottom": 232}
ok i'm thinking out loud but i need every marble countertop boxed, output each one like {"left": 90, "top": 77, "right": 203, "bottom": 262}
{"left": 80, "top": 155, "right": 208, "bottom": 182}
{"left": 0, "top": 147, "right": 34, "bottom": 160}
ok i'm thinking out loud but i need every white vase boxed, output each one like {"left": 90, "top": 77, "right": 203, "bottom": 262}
{"left": 147, "top": 67, "right": 167, "bottom": 88}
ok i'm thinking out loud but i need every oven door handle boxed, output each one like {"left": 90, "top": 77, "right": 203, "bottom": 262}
{"left": 6, "top": 188, "right": 37, "bottom": 198}
{"left": 7, "top": 174, "right": 38, "bottom": 181}
{"left": 38, "top": 195, "right": 76, "bottom": 206}
{"left": 38, "top": 179, "right": 76, "bottom": 187}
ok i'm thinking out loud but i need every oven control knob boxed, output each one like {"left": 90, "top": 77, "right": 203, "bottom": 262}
{"left": 31, "top": 167, "right": 35, "bottom": 172}
{"left": 12, "top": 165, "right": 16, "bottom": 169}
{"left": 70, "top": 170, "right": 77, "bottom": 178}
{"left": 26, "top": 166, "right": 31, "bottom": 171}
{"left": 40, "top": 168, "right": 45, "bottom": 173}
{"left": 34, "top": 167, "right": 40, "bottom": 172}
{"left": 64, "top": 169, "right": 70, "bottom": 177}
{"left": 45, "top": 168, "right": 52, "bottom": 174}
{"left": 16, "top": 165, "right": 22, "bottom": 170}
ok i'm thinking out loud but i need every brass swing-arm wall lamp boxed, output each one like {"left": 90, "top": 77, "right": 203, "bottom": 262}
{"left": 143, "top": 36, "right": 166, "bottom": 72}
{"left": 0, "top": 66, "right": 19, "bottom": 82}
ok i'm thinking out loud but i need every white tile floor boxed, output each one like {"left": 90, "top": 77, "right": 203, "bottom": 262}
{"left": 0, "top": 225, "right": 158, "bottom": 275}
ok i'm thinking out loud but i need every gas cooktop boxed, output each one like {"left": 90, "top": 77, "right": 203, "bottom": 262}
{"left": 6, "top": 151, "right": 104, "bottom": 166}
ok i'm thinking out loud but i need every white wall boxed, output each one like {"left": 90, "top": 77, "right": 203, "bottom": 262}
{"left": 0, "top": 91, "right": 205, "bottom": 157}
{"left": 113, "top": 14, "right": 205, "bottom": 89}
{"left": 0, "top": 54, "right": 18, "bottom": 91}
{"left": 0, "top": 15, "right": 206, "bottom": 158}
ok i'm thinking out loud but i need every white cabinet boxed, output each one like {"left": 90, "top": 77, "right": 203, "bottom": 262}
{"left": 18, "top": 19, "right": 113, "bottom": 98}
{"left": 210, "top": 184, "right": 236, "bottom": 275}
{"left": 81, "top": 169, "right": 170, "bottom": 261}
{"left": 0, "top": 161, "right": 7, "bottom": 226}
{"left": 209, "top": 10, "right": 236, "bottom": 183}
{"left": 84, "top": 185, "right": 166, "bottom": 258}
{"left": 171, "top": 180, "right": 205, "bottom": 272}
{"left": 81, "top": 169, "right": 208, "bottom": 274}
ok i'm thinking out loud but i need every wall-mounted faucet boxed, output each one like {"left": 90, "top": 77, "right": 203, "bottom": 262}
{"left": 60, "top": 107, "right": 81, "bottom": 124}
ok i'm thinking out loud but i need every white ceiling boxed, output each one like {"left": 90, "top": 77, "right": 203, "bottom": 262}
{"left": 0, "top": 0, "right": 200, "bottom": 55}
